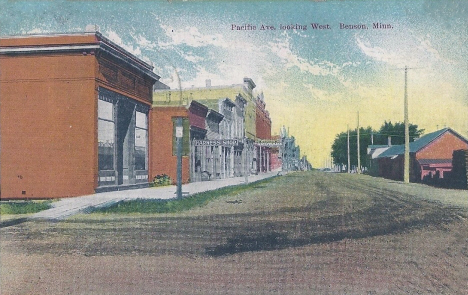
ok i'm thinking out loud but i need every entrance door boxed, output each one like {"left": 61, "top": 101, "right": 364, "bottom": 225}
{"left": 116, "top": 100, "right": 135, "bottom": 185}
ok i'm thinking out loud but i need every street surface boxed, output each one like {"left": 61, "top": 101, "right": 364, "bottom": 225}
{"left": 2, "top": 171, "right": 468, "bottom": 294}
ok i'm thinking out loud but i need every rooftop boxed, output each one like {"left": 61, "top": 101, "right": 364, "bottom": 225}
{"left": 377, "top": 128, "right": 468, "bottom": 158}
{"left": 0, "top": 30, "right": 159, "bottom": 81}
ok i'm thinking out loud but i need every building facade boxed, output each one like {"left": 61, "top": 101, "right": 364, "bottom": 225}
{"left": 374, "top": 128, "right": 468, "bottom": 183}
{"left": 0, "top": 31, "right": 158, "bottom": 199}
{"left": 153, "top": 78, "right": 257, "bottom": 180}
{"left": 255, "top": 92, "right": 273, "bottom": 173}
{"left": 280, "top": 127, "right": 301, "bottom": 171}
{"left": 149, "top": 106, "right": 191, "bottom": 184}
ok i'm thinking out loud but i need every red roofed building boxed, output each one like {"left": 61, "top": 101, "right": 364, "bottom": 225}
{"left": 375, "top": 128, "right": 468, "bottom": 183}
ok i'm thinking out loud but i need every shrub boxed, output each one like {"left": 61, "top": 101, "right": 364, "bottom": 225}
{"left": 151, "top": 174, "right": 172, "bottom": 187}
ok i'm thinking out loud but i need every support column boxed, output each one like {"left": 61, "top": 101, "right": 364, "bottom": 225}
{"left": 267, "top": 149, "right": 270, "bottom": 172}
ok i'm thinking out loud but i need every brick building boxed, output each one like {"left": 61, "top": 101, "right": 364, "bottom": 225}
{"left": 0, "top": 30, "right": 158, "bottom": 199}
{"left": 375, "top": 128, "right": 468, "bottom": 183}
{"left": 255, "top": 92, "right": 272, "bottom": 173}
{"left": 153, "top": 78, "right": 256, "bottom": 179}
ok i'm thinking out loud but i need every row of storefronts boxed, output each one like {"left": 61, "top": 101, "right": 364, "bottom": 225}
{"left": 0, "top": 30, "right": 305, "bottom": 199}
{"left": 151, "top": 80, "right": 281, "bottom": 185}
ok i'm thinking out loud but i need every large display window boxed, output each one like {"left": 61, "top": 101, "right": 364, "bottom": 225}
{"left": 98, "top": 88, "right": 149, "bottom": 187}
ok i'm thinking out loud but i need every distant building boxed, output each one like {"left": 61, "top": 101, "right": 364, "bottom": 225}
{"left": 373, "top": 128, "right": 468, "bottom": 183}
{"left": 280, "top": 126, "right": 301, "bottom": 171}
{"left": 300, "top": 156, "right": 312, "bottom": 171}
{"left": 367, "top": 144, "right": 392, "bottom": 176}
{"left": 0, "top": 30, "right": 159, "bottom": 199}
{"left": 255, "top": 92, "right": 272, "bottom": 173}
{"left": 270, "top": 135, "right": 282, "bottom": 171}
{"left": 153, "top": 78, "right": 259, "bottom": 179}
{"left": 153, "top": 80, "right": 170, "bottom": 90}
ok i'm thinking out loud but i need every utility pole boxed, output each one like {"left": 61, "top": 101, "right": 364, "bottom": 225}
{"left": 404, "top": 66, "right": 410, "bottom": 183}
{"left": 357, "top": 112, "right": 361, "bottom": 174}
{"left": 244, "top": 141, "right": 249, "bottom": 183}
{"left": 176, "top": 117, "right": 183, "bottom": 199}
{"left": 347, "top": 124, "right": 350, "bottom": 173}
{"left": 391, "top": 65, "right": 420, "bottom": 183}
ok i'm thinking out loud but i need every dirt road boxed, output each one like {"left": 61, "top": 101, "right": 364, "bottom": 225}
{"left": 2, "top": 171, "right": 468, "bottom": 294}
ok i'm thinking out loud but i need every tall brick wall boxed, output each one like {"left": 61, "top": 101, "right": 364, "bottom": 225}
{"left": 150, "top": 107, "right": 190, "bottom": 184}
{"left": 0, "top": 53, "right": 97, "bottom": 199}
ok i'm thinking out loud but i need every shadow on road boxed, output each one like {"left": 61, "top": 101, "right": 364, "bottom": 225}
{"left": 206, "top": 196, "right": 465, "bottom": 257}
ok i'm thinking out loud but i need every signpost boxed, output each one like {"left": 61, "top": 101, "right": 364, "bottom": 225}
{"left": 176, "top": 118, "right": 183, "bottom": 199}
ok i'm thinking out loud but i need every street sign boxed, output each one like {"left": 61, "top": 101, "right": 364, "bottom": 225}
{"left": 176, "top": 126, "right": 183, "bottom": 138}
{"left": 255, "top": 140, "right": 282, "bottom": 147}
{"left": 193, "top": 139, "right": 239, "bottom": 146}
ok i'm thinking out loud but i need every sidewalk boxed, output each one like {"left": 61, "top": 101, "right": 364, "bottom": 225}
{"left": 30, "top": 171, "right": 280, "bottom": 221}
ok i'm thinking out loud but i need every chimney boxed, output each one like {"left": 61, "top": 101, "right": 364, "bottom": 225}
{"left": 243, "top": 77, "right": 256, "bottom": 93}
{"left": 205, "top": 79, "right": 211, "bottom": 87}
{"left": 85, "top": 24, "right": 100, "bottom": 33}
{"left": 387, "top": 136, "right": 392, "bottom": 146}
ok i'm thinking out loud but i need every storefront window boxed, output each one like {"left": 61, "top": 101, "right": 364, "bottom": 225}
{"left": 135, "top": 111, "right": 148, "bottom": 171}
{"left": 98, "top": 100, "right": 115, "bottom": 170}
{"left": 98, "top": 87, "right": 149, "bottom": 187}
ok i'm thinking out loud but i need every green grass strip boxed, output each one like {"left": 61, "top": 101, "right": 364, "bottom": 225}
{"left": 96, "top": 177, "right": 277, "bottom": 214}
{"left": 0, "top": 200, "right": 52, "bottom": 215}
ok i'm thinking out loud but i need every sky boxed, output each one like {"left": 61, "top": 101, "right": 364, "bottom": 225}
{"left": 2, "top": 0, "right": 468, "bottom": 168}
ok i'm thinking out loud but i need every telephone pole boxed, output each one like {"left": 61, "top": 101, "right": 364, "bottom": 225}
{"left": 347, "top": 124, "right": 350, "bottom": 173}
{"left": 403, "top": 66, "right": 410, "bottom": 183}
{"left": 357, "top": 112, "right": 361, "bottom": 174}
{"left": 176, "top": 118, "right": 183, "bottom": 199}
{"left": 391, "top": 65, "right": 420, "bottom": 183}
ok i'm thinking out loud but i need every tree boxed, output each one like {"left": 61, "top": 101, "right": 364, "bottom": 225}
{"left": 331, "top": 126, "right": 374, "bottom": 169}
{"left": 330, "top": 121, "right": 424, "bottom": 169}
{"left": 374, "top": 121, "right": 424, "bottom": 145}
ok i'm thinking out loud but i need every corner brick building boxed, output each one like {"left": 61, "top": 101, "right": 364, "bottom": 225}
{"left": 0, "top": 30, "right": 159, "bottom": 199}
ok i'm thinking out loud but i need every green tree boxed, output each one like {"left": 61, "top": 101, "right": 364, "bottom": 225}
{"left": 331, "top": 121, "right": 424, "bottom": 169}
{"left": 374, "top": 121, "right": 424, "bottom": 145}
{"left": 331, "top": 126, "right": 374, "bottom": 169}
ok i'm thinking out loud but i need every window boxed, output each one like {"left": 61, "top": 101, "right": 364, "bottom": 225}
{"left": 98, "top": 100, "right": 115, "bottom": 170}
{"left": 98, "top": 87, "right": 150, "bottom": 187}
{"left": 135, "top": 111, "right": 148, "bottom": 170}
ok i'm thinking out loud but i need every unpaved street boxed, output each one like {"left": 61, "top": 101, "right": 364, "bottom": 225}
{"left": 2, "top": 171, "right": 468, "bottom": 294}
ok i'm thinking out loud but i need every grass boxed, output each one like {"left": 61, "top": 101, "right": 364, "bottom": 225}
{"left": 0, "top": 200, "right": 52, "bottom": 215}
{"left": 94, "top": 177, "right": 277, "bottom": 214}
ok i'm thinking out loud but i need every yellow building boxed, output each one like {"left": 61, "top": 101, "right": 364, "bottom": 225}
{"left": 153, "top": 78, "right": 259, "bottom": 179}
{"left": 153, "top": 78, "right": 257, "bottom": 140}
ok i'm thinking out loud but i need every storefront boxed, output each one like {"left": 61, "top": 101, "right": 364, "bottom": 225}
{"left": 191, "top": 139, "right": 241, "bottom": 181}
{"left": 97, "top": 88, "right": 150, "bottom": 187}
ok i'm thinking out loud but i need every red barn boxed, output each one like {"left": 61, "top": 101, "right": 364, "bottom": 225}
{"left": 376, "top": 128, "right": 468, "bottom": 183}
